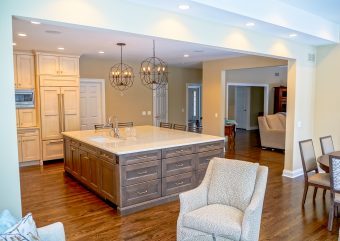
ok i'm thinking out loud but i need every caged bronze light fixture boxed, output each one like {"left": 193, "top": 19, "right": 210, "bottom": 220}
{"left": 140, "top": 40, "right": 168, "bottom": 90}
{"left": 109, "top": 43, "right": 134, "bottom": 91}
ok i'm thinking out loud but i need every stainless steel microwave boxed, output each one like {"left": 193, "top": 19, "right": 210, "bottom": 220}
{"left": 15, "top": 90, "right": 35, "bottom": 108}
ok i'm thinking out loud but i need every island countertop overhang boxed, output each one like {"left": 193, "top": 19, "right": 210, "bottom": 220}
{"left": 62, "top": 125, "right": 225, "bottom": 155}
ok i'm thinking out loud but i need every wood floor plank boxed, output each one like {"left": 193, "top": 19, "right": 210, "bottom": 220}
{"left": 20, "top": 130, "right": 339, "bottom": 240}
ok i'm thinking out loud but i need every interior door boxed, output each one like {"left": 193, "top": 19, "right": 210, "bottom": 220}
{"left": 153, "top": 85, "right": 168, "bottom": 126}
{"left": 80, "top": 80, "right": 104, "bottom": 130}
{"left": 187, "top": 86, "right": 201, "bottom": 125}
{"left": 40, "top": 87, "right": 61, "bottom": 140}
{"left": 235, "top": 86, "right": 250, "bottom": 129}
{"left": 61, "top": 87, "right": 80, "bottom": 132}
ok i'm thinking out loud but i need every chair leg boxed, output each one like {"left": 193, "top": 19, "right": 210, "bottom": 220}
{"left": 323, "top": 189, "right": 327, "bottom": 199}
{"left": 302, "top": 184, "right": 308, "bottom": 207}
{"left": 313, "top": 187, "right": 318, "bottom": 200}
{"left": 328, "top": 203, "right": 335, "bottom": 231}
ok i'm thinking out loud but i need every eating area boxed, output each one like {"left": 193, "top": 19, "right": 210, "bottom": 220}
{"left": 299, "top": 135, "right": 340, "bottom": 232}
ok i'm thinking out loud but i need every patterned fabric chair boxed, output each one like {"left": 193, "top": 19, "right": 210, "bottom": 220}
{"left": 177, "top": 158, "right": 268, "bottom": 241}
{"left": 299, "top": 139, "right": 330, "bottom": 207}
{"left": 328, "top": 155, "right": 340, "bottom": 231}
{"left": 320, "top": 135, "right": 334, "bottom": 155}
{"left": 160, "top": 122, "right": 172, "bottom": 128}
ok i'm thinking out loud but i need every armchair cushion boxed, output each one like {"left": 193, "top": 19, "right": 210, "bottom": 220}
{"left": 208, "top": 158, "right": 259, "bottom": 211}
{"left": 266, "top": 114, "right": 284, "bottom": 130}
{"left": 183, "top": 204, "right": 243, "bottom": 240}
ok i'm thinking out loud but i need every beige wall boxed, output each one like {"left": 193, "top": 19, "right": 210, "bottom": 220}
{"left": 315, "top": 44, "right": 340, "bottom": 157}
{"left": 168, "top": 67, "right": 202, "bottom": 125}
{"left": 79, "top": 56, "right": 202, "bottom": 126}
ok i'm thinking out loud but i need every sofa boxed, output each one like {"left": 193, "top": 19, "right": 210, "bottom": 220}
{"left": 38, "top": 222, "right": 66, "bottom": 241}
{"left": 177, "top": 158, "right": 268, "bottom": 241}
{"left": 258, "top": 113, "right": 286, "bottom": 150}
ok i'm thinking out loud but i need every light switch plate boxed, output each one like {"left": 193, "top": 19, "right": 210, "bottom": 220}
{"left": 147, "top": 111, "right": 151, "bottom": 116}
{"left": 142, "top": 111, "right": 146, "bottom": 116}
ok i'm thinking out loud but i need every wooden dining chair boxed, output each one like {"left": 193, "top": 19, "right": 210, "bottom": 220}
{"left": 187, "top": 126, "right": 202, "bottom": 134}
{"left": 160, "top": 122, "right": 172, "bottom": 129}
{"left": 173, "top": 124, "right": 186, "bottom": 131}
{"left": 118, "top": 122, "right": 134, "bottom": 128}
{"left": 328, "top": 155, "right": 340, "bottom": 231}
{"left": 320, "top": 135, "right": 335, "bottom": 155}
{"left": 94, "top": 123, "right": 113, "bottom": 130}
{"left": 299, "top": 139, "right": 330, "bottom": 207}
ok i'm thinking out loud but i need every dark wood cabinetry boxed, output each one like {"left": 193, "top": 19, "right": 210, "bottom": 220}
{"left": 63, "top": 136, "right": 224, "bottom": 215}
{"left": 274, "top": 86, "right": 287, "bottom": 113}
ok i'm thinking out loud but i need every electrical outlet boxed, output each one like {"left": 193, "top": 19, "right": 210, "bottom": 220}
{"left": 147, "top": 111, "right": 151, "bottom": 116}
{"left": 142, "top": 111, "right": 146, "bottom": 116}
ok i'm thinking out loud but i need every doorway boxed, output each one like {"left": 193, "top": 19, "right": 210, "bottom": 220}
{"left": 186, "top": 83, "right": 202, "bottom": 126}
{"left": 79, "top": 78, "right": 106, "bottom": 130}
{"left": 153, "top": 85, "right": 168, "bottom": 126}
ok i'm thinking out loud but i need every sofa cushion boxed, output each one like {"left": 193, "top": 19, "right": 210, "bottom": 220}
{"left": 277, "top": 113, "right": 286, "bottom": 128}
{"left": 0, "top": 210, "right": 18, "bottom": 233}
{"left": 266, "top": 115, "right": 283, "bottom": 130}
{"left": 207, "top": 158, "right": 259, "bottom": 211}
{"left": 0, "top": 213, "right": 40, "bottom": 241}
{"left": 183, "top": 204, "right": 243, "bottom": 240}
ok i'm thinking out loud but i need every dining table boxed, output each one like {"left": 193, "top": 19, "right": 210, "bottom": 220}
{"left": 317, "top": 151, "right": 340, "bottom": 172}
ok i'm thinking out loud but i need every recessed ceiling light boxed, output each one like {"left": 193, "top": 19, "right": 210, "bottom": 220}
{"left": 184, "top": 54, "right": 190, "bottom": 58}
{"left": 178, "top": 4, "right": 190, "bottom": 10}
{"left": 57, "top": 47, "right": 64, "bottom": 50}
{"left": 246, "top": 22, "right": 255, "bottom": 27}
{"left": 289, "top": 33, "right": 297, "bottom": 38}
{"left": 12, "top": 43, "right": 16, "bottom": 46}
{"left": 17, "top": 33, "right": 27, "bottom": 37}
{"left": 98, "top": 51, "right": 104, "bottom": 54}
{"left": 30, "top": 20, "right": 41, "bottom": 25}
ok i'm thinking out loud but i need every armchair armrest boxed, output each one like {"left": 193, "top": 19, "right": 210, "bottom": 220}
{"left": 241, "top": 166, "right": 268, "bottom": 241}
{"left": 37, "top": 222, "right": 66, "bottom": 241}
{"left": 179, "top": 184, "right": 208, "bottom": 214}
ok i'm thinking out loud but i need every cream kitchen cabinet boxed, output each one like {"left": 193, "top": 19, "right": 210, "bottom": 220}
{"left": 17, "top": 129, "right": 41, "bottom": 163}
{"left": 14, "top": 53, "right": 35, "bottom": 89}
{"left": 36, "top": 53, "right": 79, "bottom": 76}
{"left": 16, "top": 109, "right": 36, "bottom": 128}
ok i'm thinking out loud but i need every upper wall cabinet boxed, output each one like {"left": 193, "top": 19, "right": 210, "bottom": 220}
{"left": 36, "top": 53, "right": 79, "bottom": 77}
{"left": 14, "top": 53, "right": 35, "bottom": 89}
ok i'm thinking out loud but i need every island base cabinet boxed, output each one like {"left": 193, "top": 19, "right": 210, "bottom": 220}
{"left": 100, "top": 159, "right": 118, "bottom": 203}
{"left": 162, "top": 172, "right": 196, "bottom": 196}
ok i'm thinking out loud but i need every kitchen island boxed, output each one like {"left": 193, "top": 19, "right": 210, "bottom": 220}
{"left": 62, "top": 125, "right": 225, "bottom": 215}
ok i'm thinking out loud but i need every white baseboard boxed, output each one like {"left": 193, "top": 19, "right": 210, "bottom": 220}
{"left": 247, "top": 126, "right": 259, "bottom": 130}
{"left": 282, "top": 168, "right": 304, "bottom": 178}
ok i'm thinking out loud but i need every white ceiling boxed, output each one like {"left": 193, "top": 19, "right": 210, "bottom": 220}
{"left": 12, "top": 17, "right": 245, "bottom": 69}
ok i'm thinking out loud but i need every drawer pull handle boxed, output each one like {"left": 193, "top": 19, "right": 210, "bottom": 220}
{"left": 137, "top": 170, "right": 148, "bottom": 175}
{"left": 137, "top": 155, "right": 149, "bottom": 159}
{"left": 176, "top": 181, "right": 184, "bottom": 186}
{"left": 176, "top": 163, "right": 184, "bottom": 167}
{"left": 137, "top": 190, "right": 148, "bottom": 195}
{"left": 176, "top": 149, "right": 185, "bottom": 153}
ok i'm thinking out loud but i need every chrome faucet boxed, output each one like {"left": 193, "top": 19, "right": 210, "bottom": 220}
{"left": 112, "top": 116, "right": 120, "bottom": 138}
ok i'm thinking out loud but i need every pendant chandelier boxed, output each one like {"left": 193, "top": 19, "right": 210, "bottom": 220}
{"left": 140, "top": 40, "right": 168, "bottom": 90}
{"left": 109, "top": 43, "right": 134, "bottom": 91}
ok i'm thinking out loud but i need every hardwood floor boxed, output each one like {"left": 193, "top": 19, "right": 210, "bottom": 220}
{"left": 20, "top": 130, "right": 339, "bottom": 240}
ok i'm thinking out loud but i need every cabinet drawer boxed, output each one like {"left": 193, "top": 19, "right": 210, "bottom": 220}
{"left": 119, "top": 150, "right": 161, "bottom": 165}
{"left": 122, "top": 179, "right": 161, "bottom": 206}
{"left": 42, "top": 139, "right": 64, "bottom": 161}
{"left": 162, "top": 154, "right": 196, "bottom": 177}
{"left": 121, "top": 160, "right": 161, "bottom": 186}
{"left": 197, "top": 141, "right": 224, "bottom": 153}
{"left": 162, "top": 145, "right": 194, "bottom": 159}
{"left": 17, "top": 128, "right": 39, "bottom": 136}
{"left": 197, "top": 149, "right": 224, "bottom": 170}
{"left": 98, "top": 149, "right": 116, "bottom": 164}
{"left": 79, "top": 142, "right": 96, "bottom": 155}
{"left": 162, "top": 172, "right": 196, "bottom": 196}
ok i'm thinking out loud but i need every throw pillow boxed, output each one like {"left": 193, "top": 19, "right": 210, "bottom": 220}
{"left": 0, "top": 210, "right": 18, "bottom": 233}
{"left": 208, "top": 158, "right": 259, "bottom": 211}
{"left": 0, "top": 213, "right": 40, "bottom": 241}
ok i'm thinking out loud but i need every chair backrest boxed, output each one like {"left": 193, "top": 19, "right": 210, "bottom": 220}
{"left": 94, "top": 123, "right": 113, "bottom": 130}
{"left": 160, "top": 122, "right": 172, "bottom": 128}
{"left": 173, "top": 124, "right": 186, "bottom": 131}
{"left": 299, "top": 139, "right": 318, "bottom": 176}
{"left": 320, "top": 135, "right": 334, "bottom": 155}
{"left": 329, "top": 155, "right": 340, "bottom": 193}
{"left": 187, "top": 126, "right": 202, "bottom": 133}
{"left": 118, "top": 122, "right": 133, "bottom": 128}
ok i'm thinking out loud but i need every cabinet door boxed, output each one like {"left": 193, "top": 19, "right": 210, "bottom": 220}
{"left": 18, "top": 109, "right": 36, "bottom": 127}
{"left": 17, "top": 137, "right": 22, "bottom": 162}
{"left": 80, "top": 150, "right": 90, "bottom": 184}
{"left": 59, "top": 57, "right": 79, "bottom": 76}
{"left": 42, "top": 140, "right": 64, "bottom": 161}
{"left": 71, "top": 145, "right": 81, "bottom": 178}
{"left": 16, "top": 109, "right": 19, "bottom": 127}
{"left": 16, "top": 54, "right": 35, "bottom": 89}
{"left": 100, "top": 159, "right": 117, "bottom": 203}
{"left": 40, "top": 87, "right": 61, "bottom": 140}
{"left": 37, "top": 54, "right": 59, "bottom": 75}
{"left": 13, "top": 54, "right": 17, "bottom": 88}
{"left": 61, "top": 87, "right": 80, "bottom": 132}
{"left": 21, "top": 135, "right": 40, "bottom": 162}
{"left": 64, "top": 140, "right": 73, "bottom": 173}
{"left": 89, "top": 153, "right": 100, "bottom": 192}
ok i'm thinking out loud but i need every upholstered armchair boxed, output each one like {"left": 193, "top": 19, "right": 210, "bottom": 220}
{"left": 258, "top": 113, "right": 286, "bottom": 150}
{"left": 177, "top": 158, "right": 268, "bottom": 241}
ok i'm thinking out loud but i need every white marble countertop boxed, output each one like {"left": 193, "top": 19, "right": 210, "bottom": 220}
{"left": 62, "top": 125, "right": 225, "bottom": 155}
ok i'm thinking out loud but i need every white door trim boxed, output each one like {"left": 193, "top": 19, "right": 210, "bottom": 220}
{"left": 226, "top": 82, "right": 269, "bottom": 123}
{"left": 186, "top": 83, "right": 202, "bottom": 125}
{"left": 152, "top": 85, "right": 168, "bottom": 126}
{"left": 80, "top": 78, "right": 106, "bottom": 125}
